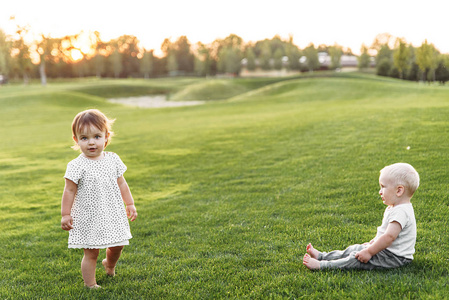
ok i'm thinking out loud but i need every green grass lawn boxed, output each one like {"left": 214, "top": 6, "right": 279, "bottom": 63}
{"left": 1, "top": 74, "right": 449, "bottom": 299}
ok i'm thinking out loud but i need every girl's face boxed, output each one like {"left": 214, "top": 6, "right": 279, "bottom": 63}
{"left": 73, "top": 125, "right": 109, "bottom": 160}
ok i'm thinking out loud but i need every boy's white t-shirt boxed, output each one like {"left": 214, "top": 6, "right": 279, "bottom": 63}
{"left": 374, "top": 203, "right": 416, "bottom": 260}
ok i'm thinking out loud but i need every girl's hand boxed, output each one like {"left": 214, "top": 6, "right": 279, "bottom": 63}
{"left": 61, "top": 215, "right": 74, "bottom": 231}
{"left": 126, "top": 205, "right": 137, "bottom": 221}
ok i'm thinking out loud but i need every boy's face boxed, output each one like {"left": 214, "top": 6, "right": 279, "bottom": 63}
{"left": 379, "top": 173, "right": 399, "bottom": 206}
{"left": 73, "top": 125, "right": 108, "bottom": 160}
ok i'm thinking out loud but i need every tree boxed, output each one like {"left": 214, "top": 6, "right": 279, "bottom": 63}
{"left": 92, "top": 31, "right": 106, "bottom": 78}
{"left": 303, "top": 43, "right": 319, "bottom": 72}
{"left": 167, "top": 52, "right": 178, "bottom": 75}
{"left": 371, "top": 33, "right": 395, "bottom": 54}
{"left": 273, "top": 48, "right": 283, "bottom": 70}
{"left": 435, "top": 55, "right": 449, "bottom": 84}
{"left": 227, "top": 47, "right": 242, "bottom": 74}
{"left": 222, "top": 34, "right": 243, "bottom": 50}
{"left": 217, "top": 47, "right": 241, "bottom": 74}
{"left": 59, "top": 34, "right": 81, "bottom": 62}
{"left": 92, "top": 54, "right": 105, "bottom": 78}
{"left": 36, "top": 35, "right": 61, "bottom": 85}
{"left": 194, "top": 42, "right": 212, "bottom": 76}
{"left": 11, "top": 25, "right": 32, "bottom": 83}
{"left": 416, "top": 40, "right": 438, "bottom": 81}
{"left": 407, "top": 63, "right": 420, "bottom": 81}
{"left": 160, "top": 36, "right": 194, "bottom": 75}
{"left": 161, "top": 38, "right": 173, "bottom": 57}
{"left": 37, "top": 36, "right": 48, "bottom": 85}
{"left": 111, "top": 49, "right": 122, "bottom": 78}
{"left": 376, "top": 44, "right": 392, "bottom": 64}
{"left": 114, "top": 35, "right": 141, "bottom": 77}
{"left": 73, "top": 58, "right": 89, "bottom": 77}
{"left": 211, "top": 34, "right": 244, "bottom": 74}
{"left": 404, "top": 46, "right": 419, "bottom": 81}
{"left": 245, "top": 47, "right": 256, "bottom": 71}
{"left": 254, "top": 36, "right": 295, "bottom": 71}
{"left": 194, "top": 55, "right": 204, "bottom": 76}
{"left": 259, "top": 43, "right": 272, "bottom": 70}
{"left": 393, "top": 38, "right": 411, "bottom": 79}
{"left": 174, "top": 36, "right": 194, "bottom": 74}
{"left": 0, "top": 29, "right": 11, "bottom": 78}
{"left": 217, "top": 48, "right": 226, "bottom": 73}
{"left": 269, "top": 36, "right": 286, "bottom": 57}
{"left": 358, "top": 44, "right": 371, "bottom": 70}
{"left": 329, "top": 44, "right": 343, "bottom": 70}
{"left": 285, "top": 40, "right": 301, "bottom": 70}
{"left": 376, "top": 58, "right": 391, "bottom": 76}
{"left": 140, "top": 50, "right": 153, "bottom": 78}
{"left": 375, "top": 44, "right": 393, "bottom": 76}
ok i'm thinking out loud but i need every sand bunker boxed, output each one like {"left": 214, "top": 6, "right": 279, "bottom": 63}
{"left": 107, "top": 95, "right": 205, "bottom": 108}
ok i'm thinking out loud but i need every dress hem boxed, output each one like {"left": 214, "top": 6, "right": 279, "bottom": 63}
{"left": 68, "top": 239, "right": 129, "bottom": 249}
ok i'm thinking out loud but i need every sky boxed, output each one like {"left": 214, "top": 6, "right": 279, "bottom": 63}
{"left": 1, "top": 0, "right": 448, "bottom": 56}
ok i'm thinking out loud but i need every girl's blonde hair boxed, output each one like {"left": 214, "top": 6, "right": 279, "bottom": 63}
{"left": 71, "top": 109, "right": 115, "bottom": 150}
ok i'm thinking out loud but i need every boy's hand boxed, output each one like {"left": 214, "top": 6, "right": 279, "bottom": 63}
{"left": 126, "top": 205, "right": 138, "bottom": 221}
{"left": 61, "top": 215, "right": 74, "bottom": 231}
{"left": 355, "top": 249, "right": 372, "bottom": 263}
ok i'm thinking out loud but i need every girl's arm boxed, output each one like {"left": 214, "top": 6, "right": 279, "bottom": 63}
{"left": 355, "top": 221, "right": 402, "bottom": 263}
{"left": 117, "top": 176, "right": 137, "bottom": 221}
{"left": 61, "top": 178, "right": 77, "bottom": 231}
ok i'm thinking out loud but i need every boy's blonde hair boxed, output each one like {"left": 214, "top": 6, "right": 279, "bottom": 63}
{"left": 380, "top": 163, "right": 420, "bottom": 197}
{"left": 71, "top": 109, "right": 115, "bottom": 150}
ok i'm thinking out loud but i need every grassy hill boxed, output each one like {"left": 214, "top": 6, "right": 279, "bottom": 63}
{"left": 1, "top": 74, "right": 448, "bottom": 299}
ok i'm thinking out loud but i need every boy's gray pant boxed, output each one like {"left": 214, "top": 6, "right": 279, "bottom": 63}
{"left": 318, "top": 244, "right": 412, "bottom": 270}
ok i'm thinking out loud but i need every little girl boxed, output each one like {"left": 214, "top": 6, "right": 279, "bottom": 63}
{"left": 61, "top": 109, "right": 137, "bottom": 288}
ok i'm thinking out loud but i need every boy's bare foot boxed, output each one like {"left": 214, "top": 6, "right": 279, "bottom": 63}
{"left": 306, "top": 243, "right": 320, "bottom": 259}
{"left": 85, "top": 284, "right": 101, "bottom": 289}
{"left": 102, "top": 259, "right": 115, "bottom": 277}
{"left": 303, "top": 253, "right": 321, "bottom": 270}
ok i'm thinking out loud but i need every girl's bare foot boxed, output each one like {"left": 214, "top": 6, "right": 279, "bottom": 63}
{"left": 306, "top": 243, "right": 320, "bottom": 259}
{"left": 303, "top": 253, "right": 321, "bottom": 270}
{"left": 102, "top": 259, "right": 115, "bottom": 276}
{"left": 85, "top": 284, "right": 101, "bottom": 289}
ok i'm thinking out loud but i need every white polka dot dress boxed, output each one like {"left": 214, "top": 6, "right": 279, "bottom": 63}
{"left": 64, "top": 152, "right": 132, "bottom": 249}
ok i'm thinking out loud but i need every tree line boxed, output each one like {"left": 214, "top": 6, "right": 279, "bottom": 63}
{"left": 0, "top": 27, "right": 448, "bottom": 85}
{"left": 360, "top": 33, "right": 449, "bottom": 83}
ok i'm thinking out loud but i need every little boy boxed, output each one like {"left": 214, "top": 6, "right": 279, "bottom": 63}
{"left": 303, "top": 163, "right": 420, "bottom": 270}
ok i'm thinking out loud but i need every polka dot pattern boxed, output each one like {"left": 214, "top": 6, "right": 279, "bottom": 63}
{"left": 64, "top": 152, "right": 132, "bottom": 248}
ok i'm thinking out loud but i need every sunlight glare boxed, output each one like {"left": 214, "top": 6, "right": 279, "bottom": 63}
{"left": 71, "top": 49, "right": 83, "bottom": 61}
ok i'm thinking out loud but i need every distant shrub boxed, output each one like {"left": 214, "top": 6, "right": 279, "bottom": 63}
{"left": 376, "top": 58, "right": 392, "bottom": 77}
